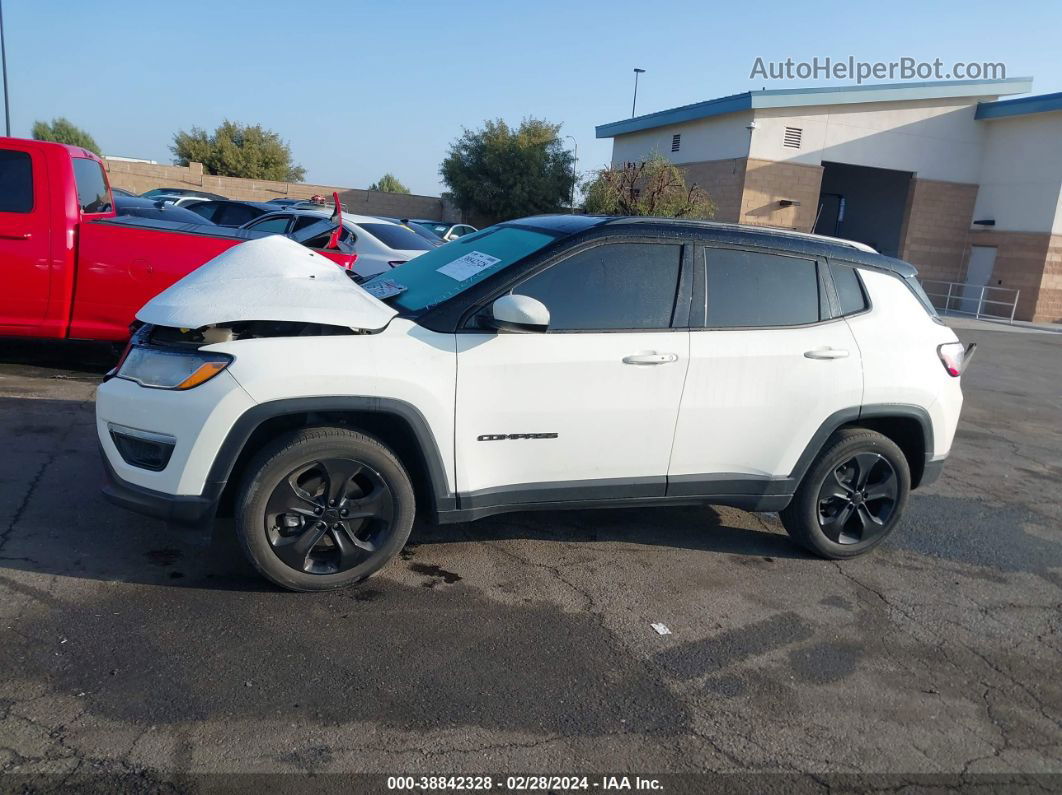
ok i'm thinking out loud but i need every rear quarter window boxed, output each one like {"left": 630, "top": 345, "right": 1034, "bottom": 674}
{"left": 829, "top": 262, "right": 869, "bottom": 315}
{"left": 0, "top": 150, "right": 34, "bottom": 213}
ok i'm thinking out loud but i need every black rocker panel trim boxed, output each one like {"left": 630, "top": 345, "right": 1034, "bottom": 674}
{"left": 442, "top": 403, "right": 936, "bottom": 524}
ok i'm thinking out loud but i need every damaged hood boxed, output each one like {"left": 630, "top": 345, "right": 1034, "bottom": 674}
{"left": 136, "top": 235, "right": 398, "bottom": 331}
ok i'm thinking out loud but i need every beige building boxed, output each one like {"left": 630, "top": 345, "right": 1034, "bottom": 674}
{"left": 596, "top": 78, "right": 1062, "bottom": 322}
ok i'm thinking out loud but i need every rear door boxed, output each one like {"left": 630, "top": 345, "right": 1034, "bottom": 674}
{"left": 667, "top": 245, "right": 863, "bottom": 494}
{"left": 454, "top": 239, "right": 693, "bottom": 506}
{"left": 0, "top": 144, "right": 51, "bottom": 327}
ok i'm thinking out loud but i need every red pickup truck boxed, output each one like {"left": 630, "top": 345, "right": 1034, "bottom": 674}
{"left": 0, "top": 137, "right": 355, "bottom": 342}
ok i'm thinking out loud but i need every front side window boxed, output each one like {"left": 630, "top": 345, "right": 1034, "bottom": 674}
{"left": 0, "top": 150, "right": 33, "bottom": 213}
{"left": 705, "top": 248, "right": 823, "bottom": 328}
{"left": 72, "top": 158, "right": 111, "bottom": 214}
{"left": 513, "top": 242, "right": 682, "bottom": 331}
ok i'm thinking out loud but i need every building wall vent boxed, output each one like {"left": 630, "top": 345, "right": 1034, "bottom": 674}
{"left": 671, "top": 134, "right": 681, "bottom": 152}
{"left": 783, "top": 126, "right": 803, "bottom": 149}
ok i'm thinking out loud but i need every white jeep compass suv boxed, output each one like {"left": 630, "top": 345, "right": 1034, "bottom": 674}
{"left": 97, "top": 217, "right": 973, "bottom": 591}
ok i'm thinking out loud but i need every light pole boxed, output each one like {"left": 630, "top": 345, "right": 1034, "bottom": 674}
{"left": 631, "top": 68, "right": 646, "bottom": 118}
{"left": 0, "top": 0, "right": 10, "bottom": 137}
{"left": 565, "top": 134, "right": 578, "bottom": 213}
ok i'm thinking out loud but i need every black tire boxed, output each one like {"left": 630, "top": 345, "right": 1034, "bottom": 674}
{"left": 235, "top": 426, "right": 415, "bottom": 591}
{"left": 780, "top": 428, "right": 910, "bottom": 559}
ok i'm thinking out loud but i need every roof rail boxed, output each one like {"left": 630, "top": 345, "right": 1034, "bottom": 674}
{"left": 604, "top": 217, "right": 878, "bottom": 253}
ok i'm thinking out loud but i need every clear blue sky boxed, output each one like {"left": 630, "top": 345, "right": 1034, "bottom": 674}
{"left": 4, "top": 0, "right": 1060, "bottom": 196}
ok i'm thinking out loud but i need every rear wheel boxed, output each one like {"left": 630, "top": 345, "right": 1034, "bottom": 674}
{"left": 235, "top": 427, "right": 414, "bottom": 591}
{"left": 780, "top": 428, "right": 910, "bottom": 559}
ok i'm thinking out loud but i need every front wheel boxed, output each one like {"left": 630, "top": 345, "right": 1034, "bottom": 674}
{"left": 780, "top": 428, "right": 910, "bottom": 559}
{"left": 235, "top": 427, "right": 415, "bottom": 591}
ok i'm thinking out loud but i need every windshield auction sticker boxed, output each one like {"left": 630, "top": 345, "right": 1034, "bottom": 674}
{"left": 437, "top": 251, "right": 502, "bottom": 281}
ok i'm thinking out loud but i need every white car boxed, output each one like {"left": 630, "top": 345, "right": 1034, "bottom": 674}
{"left": 239, "top": 209, "right": 432, "bottom": 278}
{"left": 97, "top": 217, "right": 973, "bottom": 591}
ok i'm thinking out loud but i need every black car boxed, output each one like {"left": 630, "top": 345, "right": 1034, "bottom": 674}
{"left": 113, "top": 196, "right": 217, "bottom": 225}
{"left": 185, "top": 200, "right": 276, "bottom": 228}
{"left": 141, "top": 187, "right": 227, "bottom": 201}
{"left": 110, "top": 186, "right": 137, "bottom": 198}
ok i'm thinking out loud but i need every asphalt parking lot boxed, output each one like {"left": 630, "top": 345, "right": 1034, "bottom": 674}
{"left": 0, "top": 321, "right": 1059, "bottom": 790}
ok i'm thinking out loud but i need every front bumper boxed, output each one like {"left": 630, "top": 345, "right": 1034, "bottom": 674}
{"left": 100, "top": 450, "right": 223, "bottom": 531}
{"left": 918, "top": 455, "right": 947, "bottom": 489}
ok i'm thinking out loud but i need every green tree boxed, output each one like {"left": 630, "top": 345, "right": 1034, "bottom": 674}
{"left": 369, "top": 173, "right": 411, "bottom": 194}
{"left": 440, "top": 118, "right": 574, "bottom": 223}
{"left": 31, "top": 117, "right": 101, "bottom": 155}
{"left": 582, "top": 154, "right": 715, "bottom": 219}
{"left": 171, "top": 121, "right": 305, "bottom": 182}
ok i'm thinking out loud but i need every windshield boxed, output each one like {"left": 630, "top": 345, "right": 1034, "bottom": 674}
{"left": 363, "top": 225, "right": 555, "bottom": 313}
{"left": 359, "top": 222, "right": 434, "bottom": 251}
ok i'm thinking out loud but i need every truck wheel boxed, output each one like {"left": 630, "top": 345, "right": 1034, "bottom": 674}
{"left": 780, "top": 428, "right": 910, "bottom": 559}
{"left": 234, "top": 427, "right": 415, "bottom": 591}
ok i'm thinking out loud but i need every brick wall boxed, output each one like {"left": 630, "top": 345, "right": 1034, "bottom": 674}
{"left": 679, "top": 157, "right": 747, "bottom": 222}
{"left": 103, "top": 158, "right": 459, "bottom": 222}
{"left": 739, "top": 158, "right": 823, "bottom": 232}
{"left": 898, "top": 178, "right": 978, "bottom": 282}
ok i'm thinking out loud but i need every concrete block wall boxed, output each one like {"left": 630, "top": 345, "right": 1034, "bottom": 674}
{"left": 898, "top": 178, "right": 979, "bottom": 282}
{"left": 1040, "top": 236, "right": 1062, "bottom": 323}
{"left": 964, "top": 229, "right": 1058, "bottom": 322}
{"left": 680, "top": 157, "right": 746, "bottom": 222}
{"left": 739, "top": 159, "right": 823, "bottom": 232}
{"left": 102, "top": 158, "right": 458, "bottom": 221}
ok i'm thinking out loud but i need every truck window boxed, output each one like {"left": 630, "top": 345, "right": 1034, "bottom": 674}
{"left": 0, "top": 150, "right": 33, "bottom": 213}
{"left": 73, "top": 158, "right": 112, "bottom": 214}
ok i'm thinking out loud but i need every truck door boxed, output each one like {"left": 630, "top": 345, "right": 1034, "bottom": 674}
{"left": 0, "top": 143, "right": 51, "bottom": 328}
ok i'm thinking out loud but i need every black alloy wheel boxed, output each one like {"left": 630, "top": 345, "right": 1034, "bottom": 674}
{"left": 816, "top": 452, "right": 899, "bottom": 545}
{"left": 265, "top": 457, "right": 394, "bottom": 575}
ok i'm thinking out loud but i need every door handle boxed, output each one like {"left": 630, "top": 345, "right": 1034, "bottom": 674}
{"left": 0, "top": 232, "right": 31, "bottom": 240}
{"left": 804, "top": 347, "right": 850, "bottom": 360}
{"left": 623, "top": 352, "right": 679, "bottom": 365}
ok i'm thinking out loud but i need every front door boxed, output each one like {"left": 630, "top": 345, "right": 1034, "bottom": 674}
{"left": 454, "top": 240, "right": 691, "bottom": 507}
{"left": 0, "top": 144, "right": 51, "bottom": 329}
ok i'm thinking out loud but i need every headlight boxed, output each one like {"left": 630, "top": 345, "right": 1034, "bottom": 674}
{"left": 117, "top": 347, "right": 233, "bottom": 390}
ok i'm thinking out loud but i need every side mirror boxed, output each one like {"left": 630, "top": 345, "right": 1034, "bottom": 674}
{"left": 488, "top": 294, "right": 550, "bottom": 333}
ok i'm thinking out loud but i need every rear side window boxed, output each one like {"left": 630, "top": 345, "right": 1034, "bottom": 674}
{"left": 514, "top": 242, "right": 682, "bottom": 331}
{"left": 73, "top": 158, "right": 112, "bottom": 213}
{"left": 830, "top": 262, "right": 869, "bottom": 315}
{"left": 0, "top": 150, "right": 34, "bottom": 213}
{"left": 360, "top": 223, "right": 433, "bottom": 251}
{"left": 705, "top": 248, "right": 822, "bottom": 328}
{"left": 248, "top": 216, "right": 293, "bottom": 234}
{"left": 187, "top": 202, "right": 221, "bottom": 222}
{"left": 217, "top": 204, "right": 261, "bottom": 226}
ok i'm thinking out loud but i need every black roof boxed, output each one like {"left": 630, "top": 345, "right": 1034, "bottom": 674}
{"left": 506, "top": 215, "right": 918, "bottom": 278}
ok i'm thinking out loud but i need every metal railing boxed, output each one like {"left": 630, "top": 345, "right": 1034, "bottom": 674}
{"left": 919, "top": 279, "right": 1021, "bottom": 324}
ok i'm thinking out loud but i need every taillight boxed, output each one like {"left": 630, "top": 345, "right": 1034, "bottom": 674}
{"left": 938, "top": 342, "right": 976, "bottom": 377}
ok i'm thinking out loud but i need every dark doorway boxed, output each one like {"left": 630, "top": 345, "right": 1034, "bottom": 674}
{"left": 813, "top": 162, "right": 913, "bottom": 257}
